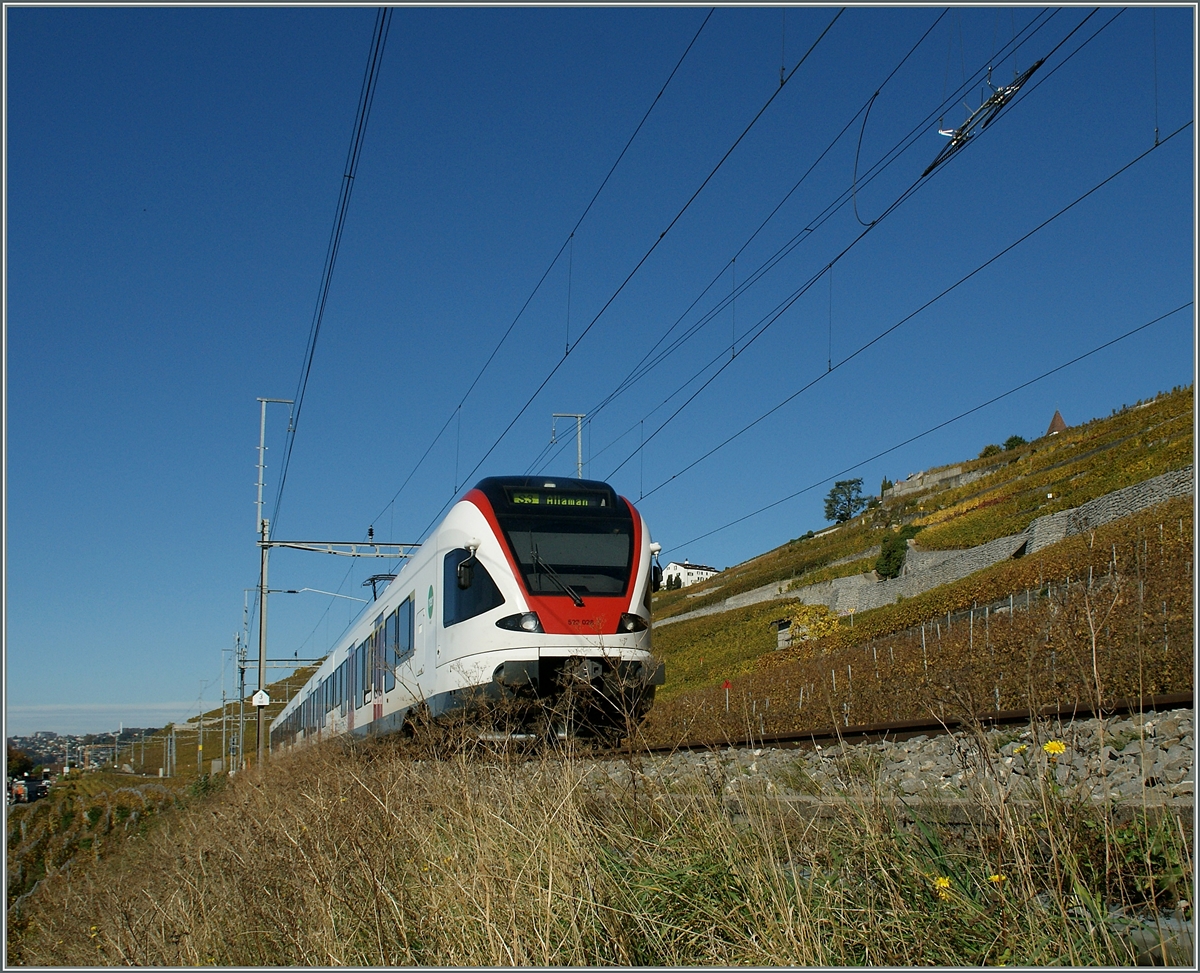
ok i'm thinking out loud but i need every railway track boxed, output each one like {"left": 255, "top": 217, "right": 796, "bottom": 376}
{"left": 629, "top": 690, "right": 1194, "bottom": 756}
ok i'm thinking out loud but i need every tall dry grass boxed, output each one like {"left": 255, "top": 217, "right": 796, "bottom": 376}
{"left": 9, "top": 728, "right": 1191, "bottom": 966}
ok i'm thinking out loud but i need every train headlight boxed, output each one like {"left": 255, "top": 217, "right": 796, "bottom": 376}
{"left": 496, "top": 612, "right": 545, "bottom": 633}
{"left": 618, "top": 612, "right": 649, "bottom": 633}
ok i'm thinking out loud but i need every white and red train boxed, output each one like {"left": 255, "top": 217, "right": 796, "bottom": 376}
{"left": 270, "top": 476, "right": 664, "bottom": 750}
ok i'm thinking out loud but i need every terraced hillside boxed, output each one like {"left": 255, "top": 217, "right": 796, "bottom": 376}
{"left": 647, "top": 386, "right": 1193, "bottom": 714}
{"left": 653, "top": 385, "right": 1191, "bottom": 624}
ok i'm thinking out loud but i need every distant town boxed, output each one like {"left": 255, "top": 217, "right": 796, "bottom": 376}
{"left": 7, "top": 727, "right": 160, "bottom": 776}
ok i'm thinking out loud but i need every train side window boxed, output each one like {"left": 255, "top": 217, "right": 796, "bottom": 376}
{"left": 397, "top": 597, "right": 414, "bottom": 663}
{"left": 360, "top": 640, "right": 370, "bottom": 706}
{"left": 372, "top": 615, "right": 384, "bottom": 696}
{"left": 384, "top": 610, "right": 398, "bottom": 691}
{"left": 443, "top": 549, "right": 505, "bottom": 626}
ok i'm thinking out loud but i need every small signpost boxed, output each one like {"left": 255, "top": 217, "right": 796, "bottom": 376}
{"left": 722, "top": 679, "right": 731, "bottom": 713}
{"left": 252, "top": 690, "right": 270, "bottom": 708}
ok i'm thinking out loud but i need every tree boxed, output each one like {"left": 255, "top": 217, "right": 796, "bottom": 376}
{"left": 1004, "top": 435, "right": 1028, "bottom": 451}
{"left": 880, "top": 476, "right": 893, "bottom": 495}
{"left": 7, "top": 744, "right": 33, "bottom": 777}
{"left": 824, "top": 478, "right": 865, "bottom": 524}
{"left": 979, "top": 443, "right": 1002, "bottom": 458}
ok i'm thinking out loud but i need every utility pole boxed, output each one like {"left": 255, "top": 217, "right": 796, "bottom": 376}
{"left": 254, "top": 398, "right": 293, "bottom": 770}
{"left": 552, "top": 413, "right": 586, "bottom": 478}
{"left": 239, "top": 594, "right": 251, "bottom": 771}
{"left": 220, "top": 642, "right": 227, "bottom": 774}
{"left": 197, "top": 681, "right": 204, "bottom": 775}
{"left": 258, "top": 515, "right": 269, "bottom": 767}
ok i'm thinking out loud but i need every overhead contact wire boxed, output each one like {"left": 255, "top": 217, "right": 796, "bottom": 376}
{"left": 271, "top": 7, "right": 393, "bottom": 533}
{"left": 667, "top": 302, "right": 1193, "bottom": 555}
{"left": 635, "top": 117, "right": 1191, "bottom": 501}
{"left": 444, "top": 10, "right": 847, "bottom": 508}
{"left": 369, "top": 7, "right": 715, "bottom": 529}
{"left": 569, "top": 9, "right": 1049, "bottom": 453}
{"left": 602, "top": 9, "right": 1114, "bottom": 484}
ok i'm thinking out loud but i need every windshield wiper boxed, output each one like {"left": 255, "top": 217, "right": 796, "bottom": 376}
{"left": 530, "top": 546, "right": 584, "bottom": 607}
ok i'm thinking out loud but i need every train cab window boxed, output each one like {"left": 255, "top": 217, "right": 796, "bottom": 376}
{"left": 443, "top": 548, "right": 505, "bottom": 626}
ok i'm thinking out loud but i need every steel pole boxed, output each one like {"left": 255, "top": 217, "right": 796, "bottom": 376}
{"left": 553, "top": 413, "right": 586, "bottom": 479}
{"left": 197, "top": 683, "right": 203, "bottom": 774}
{"left": 257, "top": 518, "right": 269, "bottom": 768}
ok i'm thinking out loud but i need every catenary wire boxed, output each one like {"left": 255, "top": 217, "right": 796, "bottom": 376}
{"left": 663, "top": 301, "right": 1193, "bottom": 556}
{"left": 535, "top": 9, "right": 1061, "bottom": 477}
{"left": 589, "top": 7, "right": 961, "bottom": 423}
{"left": 252, "top": 13, "right": 710, "bottom": 647}
{"left": 366, "top": 8, "right": 715, "bottom": 531}
{"left": 243, "top": 9, "right": 391, "bottom": 642}
{"left": 414, "top": 9, "right": 848, "bottom": 539}
{"left": 601, "top": 8, "right": 1115, "bottom": 484}
{"left": 270, "top": 8, "right": 392, "bottom": 535}
{"left": 632, "top": 114, "right": 1190, "bottom": 501}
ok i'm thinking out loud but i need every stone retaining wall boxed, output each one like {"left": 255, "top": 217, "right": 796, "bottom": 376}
{"left": 657, "top": 466, "right": 1194, "bottom": 628}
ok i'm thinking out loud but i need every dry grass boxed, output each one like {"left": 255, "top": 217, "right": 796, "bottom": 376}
{"left": 8, "top": 730, "right": 1191, "bottom": 966}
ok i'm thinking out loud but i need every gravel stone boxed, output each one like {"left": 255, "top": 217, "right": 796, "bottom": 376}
{"left": 577, "top": 708, "right": 1195, "bottom": 807}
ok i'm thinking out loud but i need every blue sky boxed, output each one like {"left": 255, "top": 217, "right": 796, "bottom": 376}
{"left": 5, "top": 7, "right": 1194, "bottom": 736}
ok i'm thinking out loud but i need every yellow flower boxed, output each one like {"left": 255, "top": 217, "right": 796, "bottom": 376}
{"left": 1043, "top": 740, "right": 1066, "bottom": 758}
{"left": 988, "top": 873, "right": 1007, "bottom": 885}
{"left": 1013, "top": 744, "right": 1028, "bottom": 755}
{"left": 933, "top": 875, "right": 952, "bottom": 901}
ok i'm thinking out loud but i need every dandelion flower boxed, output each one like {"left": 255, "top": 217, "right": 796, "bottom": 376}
{"left": 1043, "top": 740, "right": 1066, "bottom": 757}
{"left": 933, "top": 875, "right": 952, "bottom": 901}
{"left": 988, "top": 873, "right": 1007, "bottom": 885}
{"left": 1013, "top": 744, "right": 1028, "bottom": 755}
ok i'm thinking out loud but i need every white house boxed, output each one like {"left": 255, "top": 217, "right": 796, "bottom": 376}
{"left": 662, "top": 559, "right": 718, "bottom": 588}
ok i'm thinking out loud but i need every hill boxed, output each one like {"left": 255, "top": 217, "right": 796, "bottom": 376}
{"left": 645, "top": 385, "right": 1193, "bottom": 724}
{"left": 651, "top": 385, "right": 1191, "bottom": 627}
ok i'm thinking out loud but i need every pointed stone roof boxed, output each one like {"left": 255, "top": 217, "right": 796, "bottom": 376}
{"left": 1046, "top": 410, "right": 1067, "bottom": 436}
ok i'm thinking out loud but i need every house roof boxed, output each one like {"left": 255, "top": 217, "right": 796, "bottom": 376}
{"left": 664, "top": 561, "right": 717, "bottom": 573}
{"left": 1046, "top": 409, "right": 1067, "bottom": 435}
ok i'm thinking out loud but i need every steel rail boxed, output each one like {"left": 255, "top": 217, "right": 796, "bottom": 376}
{"left": 634, "top": 691, "right": 1195, "bottom": 756}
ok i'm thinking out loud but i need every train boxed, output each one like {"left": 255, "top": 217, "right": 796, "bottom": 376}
{"left": 270, "top": 476, "right": 665, "bottom": 751}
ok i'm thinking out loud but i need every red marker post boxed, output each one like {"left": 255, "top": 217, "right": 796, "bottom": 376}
{"left": 722, "top": 679, "right": 731, "bottom": 713}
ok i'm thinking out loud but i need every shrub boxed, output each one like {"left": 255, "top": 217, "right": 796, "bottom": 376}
{"left": 875, "top": 524, "right": 923, "bottom": 579}
{"left": 979, "top": 444, "right": 1002, "bottom": 458}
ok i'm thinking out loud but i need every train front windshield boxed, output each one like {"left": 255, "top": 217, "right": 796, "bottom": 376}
{"left": 480, "top": 480, "right": 635, "bottom": 598}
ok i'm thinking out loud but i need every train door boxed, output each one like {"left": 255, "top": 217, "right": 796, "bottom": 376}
{"left": 371, "top": 614, "right": 385, "bottom": 725}
{"left": 416, "top": 578, "right": 432, "bottom": 679}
